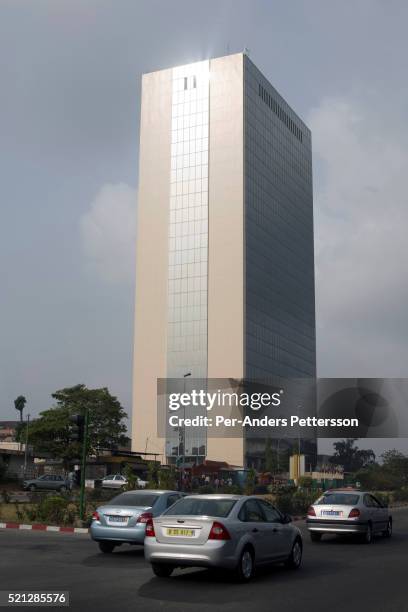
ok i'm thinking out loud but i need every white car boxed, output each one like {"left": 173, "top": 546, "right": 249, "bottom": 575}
{"left": 101, "top": 475, "right": 127, "bottom": 489}
{"left": 101, "top": 474, "right": 148, "bottom": 489}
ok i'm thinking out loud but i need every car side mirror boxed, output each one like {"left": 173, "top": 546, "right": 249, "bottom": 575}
{"left": 282, "top": 513, "right": 292, "bottom": 524}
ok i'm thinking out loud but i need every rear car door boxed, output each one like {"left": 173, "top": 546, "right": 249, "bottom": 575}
{"left": 238, "top": 499, "right": 270, "bottom": 562}
{"left": 363, "top": 494, "right": 376, "bottom": 526}
{"left": 258, "top": 500, "right": 292, "bottom": 560}
{"left": 369, "top": 495, "right": 388, "bottom": 531}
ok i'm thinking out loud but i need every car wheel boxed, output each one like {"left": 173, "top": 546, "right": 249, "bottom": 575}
{"left": 59, "top": 486, "right": 67, "bottom": 492}
{"left": 152, "top": 563, "right": 174, "bottom": 578}
{"left": 285, "top": 538, "right": 303, "bottom": 569}
{"left": 29, "top": 485, "right": 36, "bottom": 492}
{"left": 310, "top": 532, "right": 322, "bottom": 542}
{"left": 98, "top": 541, "right": 116, "bottom": 554}
{"left": 383, "top": 519, "right": 392, "bottom": 538}
{"left": 361, "top": 523, "right": 373, "bottom": 544}
{"left": 235, "top": 546, "right": 254, "bottom": 582}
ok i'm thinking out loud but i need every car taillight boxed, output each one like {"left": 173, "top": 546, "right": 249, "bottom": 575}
{"left": 307, "top": 506, "right": 316, "bottom": 517}
{"left": 92, "top": 511, "right": 100, "bottom": 521}
{"left": 348, "top": 508, "right": 360, "bottom": 518}
{"left": 208, "top": 521, "right": 231, "bottom": 540}
{"left": 145, "top": 518, "right": 155, "bottom": 537}
{"left": 137, "top": 511, "right": 153, "bottom": 524}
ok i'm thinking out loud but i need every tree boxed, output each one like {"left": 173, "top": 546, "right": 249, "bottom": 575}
{"left": 264, "top": 438, "right": 278, "bottom": 473}
{"left": 16, "top": 385, "right": 129, "bottom": 468}
{"left": 381, "top": 450, "right": 408, "bottom": 487}
{"left": 14, "top": 396, "right": 27, "bottom": 423}
{"left": 244, "top": 468, "right": 257, "bottom": 495}
{"left": 329, "top": 439, "right": 376, "bottom": 473}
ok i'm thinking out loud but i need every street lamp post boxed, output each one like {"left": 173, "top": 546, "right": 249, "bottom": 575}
{"left": 181, "top": 372, "right": 191, "bottom": 489}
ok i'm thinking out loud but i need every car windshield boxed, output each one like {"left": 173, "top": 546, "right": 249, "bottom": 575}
{"left": 164, "top": 498, "right": 237, "bottom": 517}
{"left": 108, "top": 493, "right": 159, "bottom": 507}
{"left": 316, "top": 493, "right": 360, "bottom": 506}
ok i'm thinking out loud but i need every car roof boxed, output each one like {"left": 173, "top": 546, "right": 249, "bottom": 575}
{"left": 182, "top": 494, "right": 244, "bottom": 500}
{"left": 323, "top": 488, "right": 363, "bottom": 494}
{"left": 118, "top": 489, "right": 178, "bottom": 495}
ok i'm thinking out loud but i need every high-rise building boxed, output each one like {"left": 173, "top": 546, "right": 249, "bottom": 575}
{"left": 132, "top": 53, "right": 316, "bottom": 467}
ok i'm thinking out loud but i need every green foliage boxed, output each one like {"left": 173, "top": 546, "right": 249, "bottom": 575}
{"left": 330, "top": 439, "right": 376, "bottom": 472}
{"left": 274, "top": 486, "right": 297, "bottom": 514}
{"left": 16, "top": 385, "right": 129, "bottom": 467}
{"left": 197, "top": 484, "right": 215, "bottom": 494}
{"left": 23, "top": 494, "right": 84, "bottom": 526}
{"left": 354, "top": 465, "right": 400, "bottom": 491}
{"left": 244, "top": 468, "right": 257, "bottom": 495}
{"left": 157, "top": 466, "right": 177, "bottom": 490}
{"left": 381, "top": 450, "right": 408, "bottom": 487}
{"left": 14, "top": 395, "right": 27, "bottom": 415}
{"left": 147, "top": 462, "right": 160, "bottom": 489}
{"left": 1, "top": 489, "right": 10, "bottom": 504}
{"left": 15, "top": 503, "right": 24, "bottom": 521}
{"left": 86, "top": 487, "right": 116, "bottom": 503}
{"left": 298, "top": 476, "right": 313, "bottom": 488}
{"left": 24, "top": 495, "right": 69, "bottom": 525}
{"left": 374, "top": 492, "right": 390, "bottom": 507}
{"left": 274, "top": 485, "right": 320, "bottom": 516}
{"left": 264, "top": 439, "right": 278, "bottom": 473}
{"left": 393, "top": 487, "right": 408, "bottom": 502}
{"left": 123, "top": 464, "right": 137, "bottom": 491}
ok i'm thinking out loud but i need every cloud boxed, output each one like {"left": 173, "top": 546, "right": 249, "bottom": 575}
{"left": 309, "top": 95, "right": 408, "bottom": 377}
{"left": 80, "top": 182, "right": 137, "bottom": 284}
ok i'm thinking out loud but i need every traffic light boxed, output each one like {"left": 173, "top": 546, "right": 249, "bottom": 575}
{"left": 69, "top": 414, "right": 85, "bottom": 443}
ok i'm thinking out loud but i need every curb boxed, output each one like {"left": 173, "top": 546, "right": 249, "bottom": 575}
{"left": 0, "top": 522, "right": 88, "bottom": 534}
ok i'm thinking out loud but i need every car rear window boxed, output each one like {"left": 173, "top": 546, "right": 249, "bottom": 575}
{"left": 316, "top": 493, "right": 360, "bottom": 506}
{"left": 108, "top": 493, "right": 159, "bottom": 507}
{"left": 164, "top": 498, "right": 236, "bottom": 517}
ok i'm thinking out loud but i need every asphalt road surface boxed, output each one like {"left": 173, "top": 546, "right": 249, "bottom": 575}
{"left": 1, "top": 508, "right": 408, "bottom": 612}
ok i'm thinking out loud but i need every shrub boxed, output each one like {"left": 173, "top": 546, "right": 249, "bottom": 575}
{"left": 86, "top": 488, "right": 115, "bottom": 503}
{"left": 274, "top": 486, "right": 320, "bottom": 516}
{"left": 393, "top": 488, "right": 408, "bottom": 502}
{"left": 1, "top": 489, "right": 11, "bottom": 504}
{"left": 298, "top": 476, "right": 313, "bottom": 488}
{"left": 15, "top": 503, "right": 24, "bottom": 522}
{"left": 158, "top": 466, "right": 177, "bottom": 490}
{"left": 197, "top": 485, "right": 215, "bottom": 494}
{"left": 123, "top": 464, "right": 137, "bottom": 491}
{"left": 24, "top": 495, "right": 71, "bottom": 525}
{"left": 244, "top": 468, "right": 257, "bottom": 495}
{"left": 374, "top": 492, "right": 390, "bottom": 507}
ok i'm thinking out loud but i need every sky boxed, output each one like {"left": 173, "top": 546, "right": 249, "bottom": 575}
{"left": 1, "top": 0, "right": 408, "bottom": 456}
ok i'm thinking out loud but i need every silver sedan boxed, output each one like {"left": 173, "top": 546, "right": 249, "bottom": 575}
{"left": 90, "top": 490, "right": 183, "bottom": 553}
{"left": 306, "top": 489, "right": 392, "bottom": 543}
{"left": 144, "top": 494, "right": 302, "bottom": 582}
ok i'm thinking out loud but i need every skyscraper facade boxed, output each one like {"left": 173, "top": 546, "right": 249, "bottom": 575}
{"left": 132, "top": 53, "right": 316, "bottom": 467}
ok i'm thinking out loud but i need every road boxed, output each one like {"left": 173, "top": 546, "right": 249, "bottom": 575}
{"left": 1, "top": 508, "right": 408, "bottom": 612}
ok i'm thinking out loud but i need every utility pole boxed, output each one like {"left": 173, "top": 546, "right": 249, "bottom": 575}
{"left": 79, "top": 408, "right": 89, "bottom": 522}
{"left": 70, "top": 410, "right": 89, "bottom": 522}
{"left": 23, "top": 414, "right": 30, "bottom": 475}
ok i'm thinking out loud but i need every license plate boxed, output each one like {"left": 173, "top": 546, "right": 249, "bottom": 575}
{"left": 107, "top": 516, "right": 128, "bottom": 523}
{"left": 321, "top": 510, "right": 342, "bottom": 516}
{"left": 166, "top": 528, "right": 195, "bottom": 537}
